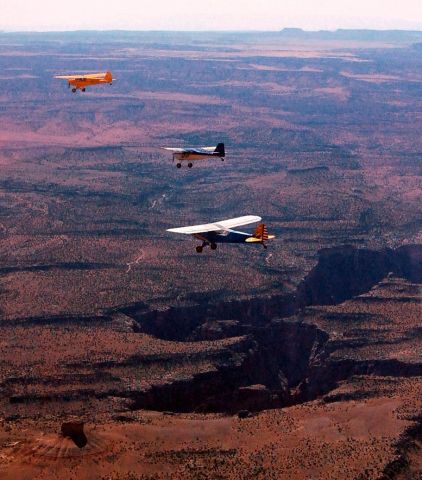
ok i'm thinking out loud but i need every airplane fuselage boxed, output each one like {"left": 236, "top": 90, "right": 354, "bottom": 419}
{"left": 69, "top": 78, "right": 112, "bottom": 91}
{"left": 173, "top": 152, "right": 223, "bottom": 161}
{"left": 194, "top": 230, "right": 252, "bottom": 244}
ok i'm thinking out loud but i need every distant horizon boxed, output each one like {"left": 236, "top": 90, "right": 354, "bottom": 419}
{"left": 2, "top": 0, "right": 422, "bottom": 32}
{"left": 2, "top": 26, "right": 422, "bottom": 34}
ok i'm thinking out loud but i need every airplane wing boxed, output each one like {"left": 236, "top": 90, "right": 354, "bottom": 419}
{"left": 188, "top": 147, "right": 216, "bottom": 154}
{"left": 214, "top": 215, "right": 262, "bottom": 230}
{"left": 54, "top": 72, "right": 108, "bottom": 80}
{"left": 162, "top": 146, "right": 217, "bottom": 154}
{"left": 167, "top": 215, "right": 262, "bottom": 235}
{"left": 54, "top": 75, "right": 79, "bottom": 80}
{"left": 82, "top": 72, "right": 109, "bottom": 79}
{"left": 162, "top": 147, "right": 186, "bottom": 152}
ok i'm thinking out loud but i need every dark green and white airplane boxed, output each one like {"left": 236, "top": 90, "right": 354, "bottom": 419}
{"left": 162, "top": 143, "right": 225, "bottom": 168}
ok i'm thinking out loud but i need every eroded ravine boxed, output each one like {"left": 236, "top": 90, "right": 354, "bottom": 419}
{"left": 114, "top": 244, "right": 422, "bottom": 414}
{"left": 2, "top": 245, "right": 420, "bottom": 418}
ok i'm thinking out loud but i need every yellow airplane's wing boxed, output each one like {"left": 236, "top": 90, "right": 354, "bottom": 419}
{"left": 54, "top": 72, "right": 109, "bottom": 80}
{"left": 54, "top": 75, "right": 78, "bottom": 80}
{"left": 80, "top": 72, "right": 109, "bottom": 79}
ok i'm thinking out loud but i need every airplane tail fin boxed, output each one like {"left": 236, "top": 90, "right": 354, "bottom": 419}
{"left": 245, "top": 224, "right": 275, "bottom": 247}
{"left": 254, "top": 224, "right": 269, "bottom": 242}
{"left": 215, "top": 143, "right": 225, "bottom": 157}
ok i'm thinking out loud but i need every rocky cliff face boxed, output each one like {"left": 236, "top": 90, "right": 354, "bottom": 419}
{"left": 297, "top": 244, "right": 421, "bottom": 306}
{"left": 127, "top": 320, "right": 329, "bottom": 413}
{"left": 112, "top": 244, "right": 421, "bottom": 414}
{"left": 2, "top": 245, "right": 420, "bottom": 418}
{"left": 120, "top": 293, "right": 298, "bottom": 341}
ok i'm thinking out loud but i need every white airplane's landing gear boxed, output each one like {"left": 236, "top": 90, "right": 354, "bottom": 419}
{"left": 221, "top": 158, "right": 225, "bottom": 161}
{"left": 210, "top": 243, "right": 217, "bottom": 250}
{"left": 176, "top": 163, "right": 182, "bottom": 169}
{"left": 188, "top": 162, "right": 193, "bottom": 168}
{"left": 196, "top": 245, "right": 203, "bottom": 253}
{"left": 72, "top": 88, "right": 77, "bottom": 93}
{"left": 81, "top": 88, "right": 86, "bottom": 92}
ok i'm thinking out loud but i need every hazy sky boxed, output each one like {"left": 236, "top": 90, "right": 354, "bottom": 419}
{"left": 2, "top": 0, "right": 422, "bottom": 31}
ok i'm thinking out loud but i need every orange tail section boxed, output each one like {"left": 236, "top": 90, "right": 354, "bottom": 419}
{"left": 253, "top": 224, "right": 269, "bottom": 242}
{"left": 246, "top": 224, "right": 275, "bottom": 247}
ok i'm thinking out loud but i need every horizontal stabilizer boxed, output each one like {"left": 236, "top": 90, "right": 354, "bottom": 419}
{"left": 245, "top": 235, "right": 275, "bottom": 243}
{"left": 246, "top": 224, "right": 275, "bottom": 243}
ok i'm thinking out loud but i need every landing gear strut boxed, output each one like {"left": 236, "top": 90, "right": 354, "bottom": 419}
{"left": 195, "top": 242, "right": 217, "bottom": 253}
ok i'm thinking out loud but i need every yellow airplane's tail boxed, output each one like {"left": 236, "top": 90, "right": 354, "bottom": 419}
{"left": 245, "top": 224, "right": 275, "bottom": 244}
{"left": 105, "top": 71, "right": 113, "bottom": 83}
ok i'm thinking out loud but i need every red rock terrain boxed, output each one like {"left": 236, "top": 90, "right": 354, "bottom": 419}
{"left": 0, "top": 30, "right": 421, "bottom": 479}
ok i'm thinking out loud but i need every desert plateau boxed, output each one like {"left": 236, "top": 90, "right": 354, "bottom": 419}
{"left": 0, "top": 29, "right": 421, "bottom": 479}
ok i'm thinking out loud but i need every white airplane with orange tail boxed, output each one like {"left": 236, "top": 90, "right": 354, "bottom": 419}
{"left": 167, "top": 215, "right": 275, "bottom": 253}
{"left": 54, "top": 71, "right": 114, "bottom": 93}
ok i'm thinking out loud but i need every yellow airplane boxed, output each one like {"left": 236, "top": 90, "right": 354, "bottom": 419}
{"left": 54, "top": 71, "right": 114, "bottom": 93}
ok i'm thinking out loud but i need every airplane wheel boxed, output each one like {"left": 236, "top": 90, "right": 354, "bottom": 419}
{"left": 196, "top": 246, "right": 203, "bottom": 253}
{"left": 81, "top": 88, "right": 86, "bottom": 92}
{"left": 210, "top": 243, "right": 217, "bottom": 250}
{"left": 176, "top": 163, "right": 182, "bottom": 169}
{"left": 188, "top": 163, "right": 193, "bottom": 168}
{"left": 221, "top": 158, "right": 225, "bottom": 161}
{"left": 72, "top": 88, "right": 77, "bottom": 93}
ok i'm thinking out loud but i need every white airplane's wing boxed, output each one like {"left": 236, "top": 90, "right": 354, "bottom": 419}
{"left": 214, "top": 215, "right": 262, "bottom": 230}
{"left": 167, "top": 216, "right": 262, "bottom": 235}
{"left": 167, "top": 222, "right": 223, "bottom": 234}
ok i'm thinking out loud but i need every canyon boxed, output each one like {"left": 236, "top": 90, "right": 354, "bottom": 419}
{"left": 0, "top": 29, "right": 421, "bottom": 479}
